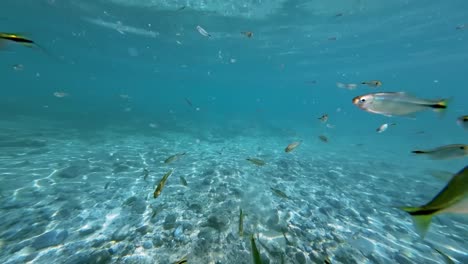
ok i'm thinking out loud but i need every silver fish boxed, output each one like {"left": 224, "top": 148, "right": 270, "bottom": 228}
{"left": 412, "top": 144, "right": 468, "bottom": 160}
{"left": 196, "top": 25, "right": 211, "bottom": 37}
{"left": 352, "top": 92, "right": 449, "bottom": 117}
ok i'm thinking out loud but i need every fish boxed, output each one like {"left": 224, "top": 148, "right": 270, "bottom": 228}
{"left": 153, "top": 170, "right": 173, "bottom": 199}
{"left": 180, "top": 176, "right": 188, "bottom": 186}
{"left": 336, "top": 82, "right": 357, "bottom": 90}
{"left": 246, "top": 158, "right": 266, "bottom": 166}
{"left": 457, "top": 115, "right": 468, "bottom": 130}
{"left": 164, "top": 153, "right": 186, "bottom": 164}
{"left": 271, "top": 187, "right": 289, "bottom": 199}
{"left": 250, "top": 234, "right": 263, "bottom": 264}
{"left": 361, "top": 80, "right": 382, "bottom": 87}
{"left": 239, "top": 208, "right": 244, "bottom": 236}
{"left": 104, "top": 182, "right": 110, "bottom": 189}
{"left": 352, "top": 92, "right": 449, "bottom": 117}
{"left": 196, "top": 25, "right": 211, "bottom": 37}
{"left": 319, "top": 135, "right": 328, "bottom": 143}
{"left": 143, "top": 168, "right": 149, "bottom": 181}
{"left": 285, "top": 141, "right": 301, "bottom": 152}
{"left": 13, "top": 64, "right": 24, "bottom": 71}
{"left": 399, "top": 165, "right": 468, "bottom": 238}
{"left": 241, "top": 31, "right": 253, "bottom": 38}
{"left": 324, "top": 256, "right": 332, "bottom": 264}
{"left": 376, "top": 123, "right": 396, "bottom": 133}
{"left": 173, "top": 255, "right": 188, "bottom": 264}
{"left": 0, "top": 33, "right": 54, "bottom": 57}
{"left": 184, "top": 98, "right": 193, "bottom": 108}
{"left": 318, "top": 114, "right": 328, "bottom": 123}
{"left": 53, "top": 92, "right": 69, "bottom": 98}
{"left": 411, "top": 144, "right": 468, "bottom": 160}
{"left": 83, "top": 17, "right": 159, "bottom": 38}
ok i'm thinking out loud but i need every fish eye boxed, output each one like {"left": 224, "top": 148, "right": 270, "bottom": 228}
{"left": 461, "top": 146, "right": 466, "bottom": 150}
{"left": 360, "top": 98, "right": 366, "bottom": 102}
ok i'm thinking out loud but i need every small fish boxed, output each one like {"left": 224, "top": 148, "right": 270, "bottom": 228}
{"left": 352, "top": 92, "right": 449, "bottom": 117}
{"left": 196, "top": 25, "right": 211, "bottom": 37}
{"left": 246, "top": 158, "right": 266, "bottom": 166}
{"left": 143, "top": 168, "right": 149, "bottom": 181}
{"left": 53, "top": 92, "right": 69, "bottom": 98}
{"left": 177, "top": 6, "right": 186, "bottom": 11}
{"left": 241, "top": 31, "right": 253, "bottom": 38}
{"left": 239, "top": 208, "right": 244, "bottom": 236}
{"left": 433, "top": 247, "right": 455, "bottom": 264}
{"left": 457, "top": 115, "right": 468, "bottom": 130}
{"left": 104, "top": 182, "right": 110, "bottom": 189}
{"left": 285, "top": 141, "right": 301, "bottom": 153}
{"left": 164, "top": 153, "right": 186, "bottom": 164}
{"left": 318, "top": 135, "right": 328, "bottom": 143}
{"left": 271, "top": 187, "right": 289, "bottom": 199}
{"left": 456, "top": 24, "right": 466, "bottom": 30}
{"left": 173, "top": 255, "right": 188, "bottom": 264}
{"left": 361, "top": 80, "right": 382, "bottom": 87}
{"left": 153, "top": 170, "right": 173, "bottom": 199}
{"left": 179, "top": 176, "right": 188, "bottom": 186}
{"left": 318, "top": 114, "right": 328, "bottom": 123}
{"left": 336, "top": 82, "right": 357, "bottom": 90}
{"left": 324, "top": 256, "right": 332, "bottom": 264}
{"left": 412, "top": 144, "right": 468, "bottom": 160}
{"left": 250, "top": 234, "right": 263, "bottom": 264}
{"left": 376, "top": 123, "right": 396, "bottom": 133}
{"left": 13, "top": 64, "right": 24, "bottom": 71}
{"left": 185, "top": 98, "right": 193, "bottom": 108}
{"left": 399, "top": 165, "right": 468, "bottom": 238}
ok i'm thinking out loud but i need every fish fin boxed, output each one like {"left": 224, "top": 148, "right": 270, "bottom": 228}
{"left": 400, "top": 206, "right": 433, "bottom": 238}
{"left": 431, "top": 98, "right": 451, "bottom": 119}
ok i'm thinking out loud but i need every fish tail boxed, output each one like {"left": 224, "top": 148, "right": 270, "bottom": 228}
{"left": 431, "top": 98, "right": 450, "bottom": 117}
{"left": 400, "top": 206, "right": 434, "bottom": 238}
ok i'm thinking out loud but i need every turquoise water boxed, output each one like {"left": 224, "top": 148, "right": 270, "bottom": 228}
{"left": 1, "top": 0, "right": 467, "bottom": 263}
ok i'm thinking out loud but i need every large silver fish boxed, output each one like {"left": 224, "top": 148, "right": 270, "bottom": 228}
{"left": 412, "top": 144, "right": 468, "bottom": 160}
{"left": 400, "top": 165, "right": 468, "bottom": 238}
{"left": 352, "top": 92, "right": 449, "bottom": 117}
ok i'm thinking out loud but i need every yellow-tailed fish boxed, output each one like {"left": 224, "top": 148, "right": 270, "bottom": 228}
{"left": 412, "top": 144, "right": 468, "bottom": 160}
{"left": 352, "top": 92, "right": 449, "bottom": 117}
{"left": 239, "top": 208, "right": 244, "bottom": 236}
{"left": 361, "top": 80, "right": 382, "bottom": 87}
{"left": 164, "top": 153, "right": 186, "bottom": 164}
{"left": 271, "top": 187, "right": 289, "bottom": 199}
{"left": 457, "top": 115, "right": 468, "bottom": 130}
{"left": 399, "top": 165, "right": 468, "bottom": 238}
{"left": 153, "top": 170, "right": 173, "bottom": 198}
{"left": 0, "top": 32, "right": 55, "bottom": 58}
{"left": 246, "top": 158, "right": 266, "bottom": 166}
{"left": 285, "top": 141, "right": 301, "bottom": 152}
{"left": 250, "top": 234, "right": 263, "bottom": 264}
{"left": 179, "top": 176, "right": 188, "bottom": 186}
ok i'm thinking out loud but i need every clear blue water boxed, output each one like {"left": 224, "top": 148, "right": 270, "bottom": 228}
{"left": 1, "top": 0, "right": 467, "bottom": 263}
